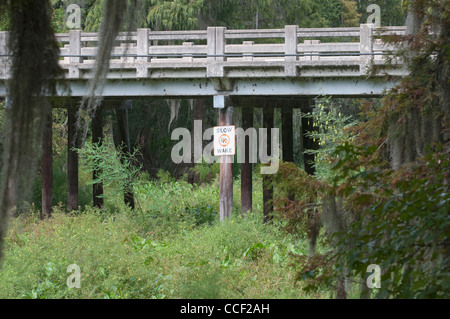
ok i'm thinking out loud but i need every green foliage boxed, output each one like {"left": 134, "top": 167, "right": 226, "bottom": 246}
{"left": 272, "top": 161, "right": 326, "bottom": 239}
{"left": 183, "top": 204, "right": 218, "bottom": 226}
{"left": 314, "top": 0, "right": 344, "bottom": 27}
{"left": 31, "top": 150, "right": 92, "bottom": 211}
{"left": 130, "top": 177, "right": 217, "bottom": 239}
{"left": 0, "top": 0, "right": 63, "bottom": 261}
{"left": 340, "top": 0, "right": 360, "bottom": 27}
{"left": 189, "top": 158, "right": 220, "bottom": 184}
{"left": 145, "top": 0, "right": 203, "bottom": 30}
{"left": 22, "top": 262, "right": 61, "bottom": 299}
{"left": 78, "top": 0, "right": 376, "bottom": 33}
{"left": 77, "top": 138, "right": 141, "bottom": 207}
{"left": 83, "top": 0, "right": 103, "bottom": 31}
{"left": 0, "top": 183, "right": 312, "bottom": 299}
{"left": 0, "top": 7, "right": 9, "bottom": 31}
{"left": 291, "top": 0, "right": 450, "bottom": 297}
{"left": 331, "top": 144, "right": 450, "bottom": 298}
{"left": 0, "top": 208, "right": 161, "bottom": 298}
{"left": 303, "top": 97, "right": 359, "bottom": 182}
{"left": 162, "top": 212, "right": 304, "bottom": 298}
{"left": 243, "top": 242, "right": 270, "bottom": 261}
{"left": 156, "top": 169, "right": 176, "bottom": 184}
{"left": 50, "top": 1, "right": 69, "bottom": 33}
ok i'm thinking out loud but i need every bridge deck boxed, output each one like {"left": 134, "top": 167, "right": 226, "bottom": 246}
{"left": 0, "top": 24, "right": 406, "bottom": 99}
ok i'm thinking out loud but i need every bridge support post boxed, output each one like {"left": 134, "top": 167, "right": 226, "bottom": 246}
{"left": 218, "top": 104, "right": 233, "bottom": 221}
{"left": 302, "top": 100, "right": 318, "bottom": 175}
{"left": 240, "top": 106, "right": 253, "bottom": 217}
{"left": 115, "top": 100, "right": 135, "bottom": 210}
{"left": 189, "top": 99, "right": 206, "bottom": 184}
{"left": 92, "top": 106, "right": 104, "bottom": 209}
{"left": 262, "top": 107, "right": 274, "bottom": 223}
{"left": 67, "top": 104, "right": 79, "bottom": 212}
{"left": 293, "top": 108, "right": 303, "bottom": 166}
{"left": 281, "top": 106, "right": 294, "bottom": 163}
{"left": 41, "top": 108, "right": 53, "bottom": 219}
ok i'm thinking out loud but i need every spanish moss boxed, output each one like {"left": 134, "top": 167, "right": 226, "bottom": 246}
{"left": 78, "top": 0, "right": 138, "bottom": 128}
{"left": 0, "top": 0, "right": 62, "bottom": 260}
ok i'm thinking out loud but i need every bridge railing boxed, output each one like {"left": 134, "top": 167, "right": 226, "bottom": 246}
{"left": 0, "top": 25, "right": 406, "bottom": 80}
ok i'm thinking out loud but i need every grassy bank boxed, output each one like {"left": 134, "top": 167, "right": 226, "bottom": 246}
{"left": 0, "top": 178, "right": 327, "bottom": 299}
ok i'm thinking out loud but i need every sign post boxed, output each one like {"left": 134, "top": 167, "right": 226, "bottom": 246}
{"left": 216, "top": 107, "right": 234, "bottom": 221}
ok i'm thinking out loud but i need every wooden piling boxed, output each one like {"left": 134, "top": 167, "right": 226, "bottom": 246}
{"left": 41, "top": 109, "right": 53, "bottom": 219}
{"left": 301, "top": 103, "right": 318, "bottom": 175}
{"left": 92, "top": 106, "right": 104, "bottom": 209}
{"left": 115, "top": 102, "right": 135, "bottom": 210}
{"left": 262, "top": 107, "right": 274, "bottom": 223}
{"left": 189, "top": 99, "right": 206, "bottom": 184}
{"left": 281, "top": 106, "right": 294, "bottom": 163}
{"left": 219, "top": 106, "right": 233, "bottom": 221}
{"left": 241, "top": 106, "right": 253, "bottom": 217}
{"left": 67, "top": 106, "right": 79, "bottom": 212}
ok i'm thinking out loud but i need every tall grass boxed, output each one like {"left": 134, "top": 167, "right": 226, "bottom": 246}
{"left": 0, "top": 177, "right": 321, "bottom": 299}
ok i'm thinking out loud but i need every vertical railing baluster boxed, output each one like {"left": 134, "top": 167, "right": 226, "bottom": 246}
{"left": 207, "top": 27, "right": 226, "bottom": 77}
{"left": 69, "top": 30, "right": 82, "bottom": 78}
{"left": 0, "top": 32, "right": 9, "bottom": 78}
{"left": 304, "top": 39, "right": 320, "bottom": 61}
{"left": 284, "top": 25, "right": 298, "bottom": 76}
{"left": 243, "top": 41, "right": 254, "bottom": 62}
{"left": 360, "top": 24, "right": 374, "bottom": 75}
{"left": 182, "top": 42, "right": 194, "bottom": 63}
{"left": 137, "top": 28, "right": 150, "bottom": 78}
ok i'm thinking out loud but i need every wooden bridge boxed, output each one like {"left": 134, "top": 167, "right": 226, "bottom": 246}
{"left": 0, "top": 24, "right": 408, "bottom": 220}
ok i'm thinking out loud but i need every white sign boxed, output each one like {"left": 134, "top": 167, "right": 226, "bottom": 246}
{"left": 214, "top": 125, "right": 235, "bottom": 156}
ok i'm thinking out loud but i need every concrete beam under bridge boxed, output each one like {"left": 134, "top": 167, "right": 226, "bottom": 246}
{"left": 0, "top": 77, "right": 397, "bottom": 99}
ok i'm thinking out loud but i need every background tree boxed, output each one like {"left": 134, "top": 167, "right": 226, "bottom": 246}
{"left": 289, "top": 0, "right": 449, "bottom": 298}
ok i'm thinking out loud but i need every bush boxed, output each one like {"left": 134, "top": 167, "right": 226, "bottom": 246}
{"left": 0, "top": 208, "right": 158, "bottom": 298}
{"left": 0, "top": 185, "right": 314, "bottom": 299}
{"left": 183, "top": 204, "right": 218, "bottom": 226}
{"left": 77, "top": 138, "right": 141, "bottom": 210}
